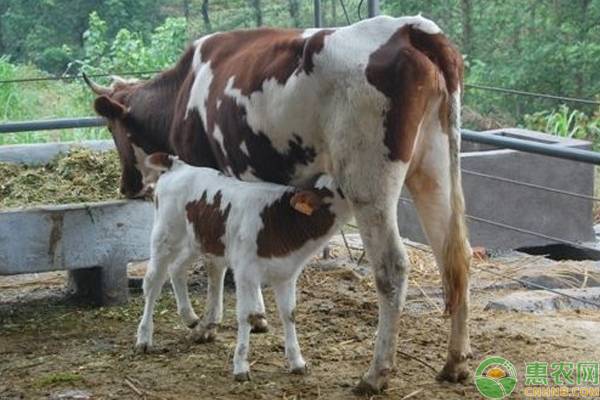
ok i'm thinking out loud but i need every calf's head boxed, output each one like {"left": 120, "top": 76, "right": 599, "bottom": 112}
{"left": 85, "top": 74, "right": 164, "bottom": 198}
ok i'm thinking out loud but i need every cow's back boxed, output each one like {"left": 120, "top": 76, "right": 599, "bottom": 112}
{"left": 183, "top": 16, "right": 457, "bottom": 186}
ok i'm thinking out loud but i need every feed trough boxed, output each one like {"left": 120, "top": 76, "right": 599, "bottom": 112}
{"left": 0, "top": 141, "right": 153, "bottom": 305}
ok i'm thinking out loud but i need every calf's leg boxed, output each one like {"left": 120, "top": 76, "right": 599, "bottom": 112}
{"left": 232, "top": 269, "right": 263, "bottom": 381}
{"left": 136, "top": 247, "right": 177, "bottom": 352}
{"left": 273, "top": 277, "right": 306, "bottom": 374}
{"left": 168, "top": 249, "right": 199, "bottom": 328}
{"left": 192, "top": 258, "right": 227, "bottom": 343}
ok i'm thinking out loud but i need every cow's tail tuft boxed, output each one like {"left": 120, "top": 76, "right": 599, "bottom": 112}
{"left": 442, "top": 89, "right": 472, "bottom": 315}
{"left": 146, "top": 152, "right": 175, "bottom": 172}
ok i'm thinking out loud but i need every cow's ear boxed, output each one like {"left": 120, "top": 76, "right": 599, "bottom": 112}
{"left": 94, "top": 95, "right": 127, "bottom": 119}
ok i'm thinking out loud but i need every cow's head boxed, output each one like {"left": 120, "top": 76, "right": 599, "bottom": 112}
{"left": 85, "top": 74, "right": 162, "bottom": 198}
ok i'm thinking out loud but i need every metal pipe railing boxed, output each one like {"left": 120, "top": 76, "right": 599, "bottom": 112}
{"left": 0, "top": 117, "right": 105, "bottom": 134}
{"left": 1, "top": 118, "right": 599, "bottom": 166}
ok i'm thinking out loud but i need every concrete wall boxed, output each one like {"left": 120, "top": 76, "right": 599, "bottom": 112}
{"left": 0, "top": 140, "right": 114, "bottom": 165}
{"left": 398, "top": 128, "right": 595, "bottom": 250}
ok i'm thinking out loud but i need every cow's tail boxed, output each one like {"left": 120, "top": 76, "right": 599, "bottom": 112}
{"left": 146, "top": 152, "right": 176, "bottom": 172}
{"left": 442, "top": 88, "right": 472, "bottom": 315}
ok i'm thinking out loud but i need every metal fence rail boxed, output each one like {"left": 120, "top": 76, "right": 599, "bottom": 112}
{"left": 2, "top": 117, "right": 599, "bottom": 166}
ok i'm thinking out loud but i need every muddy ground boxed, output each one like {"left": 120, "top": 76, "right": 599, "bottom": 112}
{"left": 1, "top": 240, "right": 599, "bottom": 400}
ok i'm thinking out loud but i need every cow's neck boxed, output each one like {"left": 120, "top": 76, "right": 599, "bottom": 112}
{"left": 131, "top": 46, "right": 196, "bottom": 155}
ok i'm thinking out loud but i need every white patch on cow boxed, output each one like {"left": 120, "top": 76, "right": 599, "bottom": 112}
{"left": 192, "top": 33, "right": 218, "bottom": 70}
{"left": 239, "top": 141, "right": 250, "bottom": 156}
{"left": 186, "top": 61, "right": 213, "bottom": 120}
{"left": 301, "top": 28, "right": 321, "bottom": 38}
{"left": 212, "top": 126, "right": 226, "bottom": 154}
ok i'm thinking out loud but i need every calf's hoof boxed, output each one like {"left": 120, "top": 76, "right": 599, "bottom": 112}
{"left": 234, "top": 371, "right": 251, "bottom": 382}
{"left": 191, "top": 323, "right": 218, "bottom": 344}
{"left": 436, "top": 361, "right": 472, "bottom": 383}
{"left": 249, "top": 316, "right": 269, "bottom": 334}
{"left": 291, "top": 363, "right": 309, "bottom": 375}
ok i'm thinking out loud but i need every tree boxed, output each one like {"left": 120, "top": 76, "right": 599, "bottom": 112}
{"left": 249, "top": 0, "right": 263, "bottom": 27}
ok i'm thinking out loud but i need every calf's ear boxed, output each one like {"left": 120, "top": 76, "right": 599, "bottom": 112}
{"left": 94, "top": 95, "right": 127, "bottom": 119}
{"left": 290, "top": 191, "right": 323, "bottom": 216}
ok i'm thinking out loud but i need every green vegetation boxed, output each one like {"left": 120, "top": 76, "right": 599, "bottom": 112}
{"left": 0, "top": 1, "right": 598, "bottom": 146}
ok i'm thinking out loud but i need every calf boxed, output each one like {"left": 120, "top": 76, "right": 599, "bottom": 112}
{"left": 136, "top": 153, "right": 351, "bottom": 380}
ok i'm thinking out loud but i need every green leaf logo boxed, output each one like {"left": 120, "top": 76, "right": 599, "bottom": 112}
{"left": 475, "top": 356, "right": 518, "bottom": 399}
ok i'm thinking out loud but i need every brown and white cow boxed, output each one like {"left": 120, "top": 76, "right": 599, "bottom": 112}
{"left": 86, "top": 15, "right": 471, "bottom": 394}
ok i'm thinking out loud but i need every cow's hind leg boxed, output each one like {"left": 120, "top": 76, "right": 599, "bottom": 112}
{"left": 332, "top": 149, "right": 411, "bottom": 393}
{"left": 406, "top": 129, "right": 472, "bottom": 382}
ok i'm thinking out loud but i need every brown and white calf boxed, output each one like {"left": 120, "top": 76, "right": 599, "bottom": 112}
{"left": 88, "top": 15, "right": 471, "bottom": 392}
{"left": 135, "top": 153, "right": 351, "bottom": 380}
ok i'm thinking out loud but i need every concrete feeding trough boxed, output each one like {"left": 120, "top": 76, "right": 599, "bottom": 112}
{"left": 0, "top": 141, "right": 152, "bottom": 306}
{"left": 398, "top": 128, "right": 595, "bottom": 251}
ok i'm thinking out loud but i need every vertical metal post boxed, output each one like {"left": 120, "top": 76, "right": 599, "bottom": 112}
{"left": 367, "top": 0, "right": 380, "bottom": 17}
{"left": 314, "top": 0, "right": 322, "bottom": 27}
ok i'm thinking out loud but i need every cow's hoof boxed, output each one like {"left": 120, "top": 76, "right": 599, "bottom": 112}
{"left": 250, "top": 317, "right": 269, "bottom": 334}
{"left": 134, "top": 342, "right": 151, "bottom": 354}
{"left": 436, "top": 361, "right": 472, "bottom": 383}
{"left": 186, "top": 318, "right": 200, "bottom": 329}
{"left": 234, "top": 371, "right": 251, "bottom": 382}
{"left": 191, "top": 323, "right": 218, "bottom": 344}
{"left": 291, "top": 363, "right": 309, "bottom": 375}
{"left": 352, "top": 377, "right": 387, "bottom": 396}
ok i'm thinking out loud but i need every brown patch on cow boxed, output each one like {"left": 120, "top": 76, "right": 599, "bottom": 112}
{"left": 256, "top": 188, "right": 335, "bottom": 258}
{"left": 201, "top": 29, "right": 318, "bottom": 184}
{"left": 366, "top": 26, "right": 463, "bottom": 162}
{"left": 408, "top": 29, "right": 464, "bottom": 95}
{"left": 300, "top": 29, "right": 334, "bottom": 74}
{"left": 185, "top": 190, "right": 231, "bottom": 256}
{"left": 202, "top": 28, "right": 304, "bottom": 98}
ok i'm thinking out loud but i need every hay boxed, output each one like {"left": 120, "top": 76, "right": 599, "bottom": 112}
{"left": 0, "top": 147, "right": 121, "bottom": 209}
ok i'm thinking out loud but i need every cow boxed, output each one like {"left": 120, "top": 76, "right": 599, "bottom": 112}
{"left": 85, "top": 15, "right": 472, "bottom": 394}
{"left": 136, "top": 153, "right": 352, "bottom": 380}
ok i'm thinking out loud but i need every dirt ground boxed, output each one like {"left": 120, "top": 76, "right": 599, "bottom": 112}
{"left": 1, "top": 240, "right": 600, "bottom": 400}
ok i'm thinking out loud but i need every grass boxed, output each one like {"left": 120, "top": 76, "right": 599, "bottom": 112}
{"left": 33, "top": 372, "right": 83, "bottom": 388}
{"left": 0, "top": 127, "right": 111, "bottom": 146}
